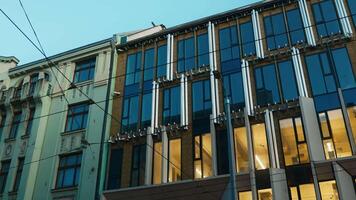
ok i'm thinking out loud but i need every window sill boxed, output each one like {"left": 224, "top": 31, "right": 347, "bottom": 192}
{"left": 4, "top": 138, "right": 16, "bottom": 143}
{"left": 8, "top": 191, "right": 18, "bottom": 196}
{"left": 21, "top": 134, "right": 30, "bottom": 139}
{"left": 61, "top": 129, "right": 86, "bottom": 136}
{"left": 51, "top": 186, "right": 78, "bottom": 194}
{"left": 71, "top": 80, "right": 93, "bottom": 88}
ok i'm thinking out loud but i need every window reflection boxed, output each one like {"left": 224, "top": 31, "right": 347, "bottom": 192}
{"left": 194, "top": 133, "right": 212, "bottom": 179}
{"left": 319, "top": 180, "right": 339, "bottom": 200}
{"left": 290, "top": 184, "right": 316, "bottom": 200}
{"left": 312, "top": 0, "right": 342, "bottom": 37}
{"left": 264, "top": 13, "right": 289, "bottom": 50}
{"left": 240, "top": 21, "right": 256, "bottom": 56}
{"left": 239, "top": 191, "right": 252, "bottom": 200}
{"left": 347, "top": 106, "right": 356, "bottom": 145}
{"left": 319, "top": 109, "right": 352, "bottom": 159}
{"left": 177, "top": 37, "right": 195, "bottom": 73}
{"left": 254, "top": 64, "right": 280, "bottom": 106}
{"left": 169, "top": 138, "right": 181, "bottom": 182}
{"left": 258, "top": 188, "right": 272, "bottom": 200}
{"left": 279, "top": 117, "right": 309, "bottom": 166}
{"left": 252, "top": 123, "right": 270, "bottom": 170}
{"left": 153, "top": 142, "right": 162, "bottom": 184}
{"left": 234, "top": 127, "right": 249, "bottom": 172}
{"left": 286, "top": 9, "right": 306, "bottom": 44}
{"left": 163, "top": 86, "right": 181, "bottom": 125}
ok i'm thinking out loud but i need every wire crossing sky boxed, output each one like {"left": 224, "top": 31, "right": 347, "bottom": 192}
{"left": 0, "top": 0, "right": 259, "bottom": 65}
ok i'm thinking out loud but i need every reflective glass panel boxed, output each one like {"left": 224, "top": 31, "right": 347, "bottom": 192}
{"left": 252, "top": 123, "right": 270, "bottom": 170}
{"left": 234, "top": 127, "right": 249, "bottom": 172}
{"left": 168, "top": 138, "right": 181, "bottom": 182}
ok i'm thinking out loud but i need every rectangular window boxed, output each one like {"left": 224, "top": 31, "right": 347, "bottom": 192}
{"left": 312, "top": 0, "right": 342, "bottom": 37}
{"left": 121, "top": 96, "right": 139, "bottom": 132}
{"left": 107, "top": 149, "right": 123, "bottom": 190}
{"left": 157, "top": 45, "right": 167, "bottom": 78}
{"left": 14, "top": 84, "right": 22, "bottom": 99}
{"left": 0, "top": 113, "right": 6, "bottom": 138}
{"left": 25, "top": 108, "right": 35, "bottom": 135}
{"left": 197, "top": 33, "right": 209, "bottom": 67}
{"left": 168, "top": 138, "right": 181, "bottom": 182}
{"left": 348, "top": 1, "right": 356, "bottom": 27}
{"left": 258, "top": 188, "right": 273, "bottom": 200}
{"left": 264, "top": 13, "right": 289, "bottom": 50}
{"left": 219, "top": 26, "right": 240, "bottom": 66}
{"left": 56, "top": 153, "right": 82, "bottom": 188}
{"left": 125, "top": 52, "right": 142, "bottom": 86}
{"left": 286, "top": 9, "right": 306, "bottom": 44}
{"left": 9, "top": 112, "right": 22, "bottom": 139}
{"left": 73, "top": 58, "right": 96, "bottom": 83}
{"left": 251, "top": 123, "right": 270, "bottom": 170}
{"left": 177, "top": 37, "right": 195, "bottom": 73}
{"left": 238, "top": 191, "right": 252, "bottom": 200}
{"left": 347, "top": 106, "right": 356, "bottom": 145}
{"left": 13, "top": 158, "right": 24, "bottom": 192}
{"left": 234, "top": 127, "right": 249, "bottom": 173}
{"left": 131, "top": 144, "right": 146, "bottom": 187}
{"left": 290, "top": 184, "right": 316, "bottom": 200}
{"left": 162, "top": 86, "right": 180, "bottom": 125}
{"left": 65, "top": 103, "right": 89, "bottom": 132}
{"left": 279, "top": 117, "right": 309, "bottom": 166}
{"left": 152, "top": 142, "right": 162, "bottom": 184}
{"left": 254, "top": 64, "right": 280, "bottom": 105}
{"left": 223, "top": 72, "right": 245, "bottom": 110}
{"left": 278, "top": 60, "right": 299, "bottom": 101}
{"left": 319, "top": 109, "right": 352, "bottom": 159}
{"left": 144, "top": 48, "right": 154, "bottom": 81}
{"left": 0, "top": 160, "right": 10, "bottom": 193}
{"left": 240, "top": 21, "right": 256, "bottom": 56}
{"left": 192, "top": 80, "right": 211, "bottom": 121}
{"left": 194, "top": 133, "right": 212, "bottom": 179}
{"left": 319, "top": 180, "right": 339, "bottom": 200}
{"left": 29, "top": 73, "right": 39, "bottom": 95}
{"left": 305, "top": 48, "right": 355, "bottom": 96}
{"left": 141, "top": 92, "right": 152, "bottom": 129}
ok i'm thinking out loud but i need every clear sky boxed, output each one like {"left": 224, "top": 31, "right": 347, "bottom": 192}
{"left": 0, "top": 0, "right": 259, "bottom": 65}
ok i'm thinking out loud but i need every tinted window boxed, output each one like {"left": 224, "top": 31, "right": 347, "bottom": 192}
{"left": 163, "top": 86, "right": 181, "bottom": 125}
{"left": 286, "top": 9, "right": 306, "bottom": 44}
{"left": 255, "top": 64, "right": 280, "bottom": 105}
{"left": 240, "top": 21, "right": 256, "bottom": 56}
{"left": 278, "top": 60, "right": 299, "bottom": 101}
{"left": 264, "top": 13, "right": 289, "bottom": 50}
{"left": 197, "top": 33, "right": 209, "bottom": 67}
{"left": 348, "top": 1, "right": 356, "bottom": 27}
{"left": 141, "top": 92, "right": 152, "bottom": 129}
{"left": 126, "top": 52, "right": 142, "bottom": 85}
{"left": 177, "top": 37, "right": 195, "bottom": 72}
{"left": 144, "top": 48, "right": 154, "bottom": 81}
{"left": 107, "top": 149, "right": 123, "bottom": 189}
{"left": 121, "top": 96, "right": 139, "bottom": 132}
{"left": 219, "top": 26, "right": 241, "bottom": 73}
{"left": 131, "top": 145, "right": 146, "bottom": 187}
{"left": 74, "top": 58, "right": 96, "bottom": 83}
{"left": 192, "top": 80, "right": 211, "bottom": 120}
{"left": 331, "top": 48, "right": 356, "bottom": 89}
{"left": 312, "top": 0, "right": 341, "bottom": 37}
{"left": 157, "top": 45, "right": 167, "bottom": 78}
{"left": 9, "top": 112, "right": 22, "bottom": 139}
{"left": 223, "top": 72, "right": 245, "bottom": 109}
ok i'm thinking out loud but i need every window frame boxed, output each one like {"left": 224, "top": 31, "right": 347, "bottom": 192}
{"left": 263, "top": 12, "right": 290, "bottom": 50}
{"left": 73, "top": 58, "right": 96, "bottom": 83}
{"left": 168, "top": 138, "right": 182, "bottom": 183}
{"left": 125, "top": 52, "right": 142, "bottom": 86}
{"left": 9, "top": 112, "right": 22, "bottom": 139}
{"left": 25, "top": 107, "right": 35, "bottom": 136}
{"left": 193, "top": 133, "right": 212, "bottom": 179}
{"left": 312, "top": 0, "right": 342, "bottom": 38}
{"left": 162, "top": 86, "right": 181, "bottom": 125}
{"left": 13, "top": 157, "right": 24, "bottom": 192}
{"left": 177, "top": 37, "right": 196, "bottom": 73}
{"left": 285, "top": 8, "right": 307, "bottom": 45}
{"left": 29, "top": 73, "right": 39, "bottom": 96}
{"left": 55, "top": 153, "right": 82, "bottom": 189}
{"left": 64, "top": 102, "right": 90, "bottom": 133}
{"left": 130, "top": 144, "right": 146, "bottom": 187}
{"left": 0, "top": 160, "right": 11, "bottom": 194}
{"left": 192, "top": 79, "right": 212, "bottom": 121}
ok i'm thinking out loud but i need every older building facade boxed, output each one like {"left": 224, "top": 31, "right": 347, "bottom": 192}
{"left": 104, "top": 0, "right": 356, "bottom": 200}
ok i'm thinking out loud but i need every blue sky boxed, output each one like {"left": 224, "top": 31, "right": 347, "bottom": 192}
{"left": 0, "top": 0, "right": 259, "bottom": 65}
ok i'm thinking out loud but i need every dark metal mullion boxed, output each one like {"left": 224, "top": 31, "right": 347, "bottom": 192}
{"left": 274, "top": 59, "right": 284, "bottom": 103}
{"left": 281, "top": 2, "right": 292, "bottom": 48}
{"left": 292, "top": 118, "right": 302, "bottom": 164}
{"left": 318, "top": 54, "right": 331, "bottom": 94}
{"left": 325, "top": 46, "right": 342, "bottom": 90}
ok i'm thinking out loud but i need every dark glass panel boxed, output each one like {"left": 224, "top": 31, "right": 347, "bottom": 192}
{"left": 278, "top": 60, "right": 299, "bottom": 101}
{"left": 286, "top": 9, "right": 306, "bottom": 44}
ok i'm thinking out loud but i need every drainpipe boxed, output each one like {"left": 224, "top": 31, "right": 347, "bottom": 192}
{"left": 95, "top": 35, "right": 117, "bottom": 200}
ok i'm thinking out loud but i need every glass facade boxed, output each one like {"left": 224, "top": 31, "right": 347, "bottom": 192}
{"left": 278, "top": 60, "right": 299, "bottom": 101}
{"left": 223, "top": 72, "right": 245, "bottom": 110}
{"left": 255, "top": 64, "right": 280, "bottom": 105}
{"left": 318, "top": 109, "right": 352, "bottom": 159}
{"left": 144, "top": 48, "right": 155, "bottom": 81}
{"left": 125, "top": 52, "right": 142, "bottom": 85}
{"left": 234, "top": 127, "right": 249, "bottom": 173}
{"left": 286, "top": 9, "right": 306, "bottom": 45}
{"left": 121, "top": 96, "right": 139, "bottom": 132}
{"left": 219, "top": 26, "right": 240, "bottom": 70}
{"left": 157, "top": 45, "right": 167, "bottom": 78}
{"left": 162, "top": 86, "right": 180, "bottom": 125}
{"left": 107, "top": 149, "right": 123, "bottom": 190}
{"left": 279, "top": 117, "right": 309, "bottom": 166}
{"left": 192, "top": 80, "right": 211, "bottom": 121}
{"left": 193, "top": 133, "right": 212, "bottom": 179}
{"left": 197, "top": 33, "right": 209, "bottom": 67}
{"left": 240, "top": 21, "right": 256, "bottom": 56}
{"left": 141, "top": 92, "right": 152, "bottom": 129}
{"left": 252, "top": 123, "right": 270, "bottom": 170}
{"left": 177, "top": 37, "right": 195, "bottom": 73}
{"left": 264, "top": 13, "right": 289, "bottom": 50}
{"left": 131, "top": 144, "right": 146, "bottom": 187}
{"left": 168, "top": 138, "right": 181, "bottom": 182}
{"left": 312, "top": 0, "right": 342, "bottom": 37}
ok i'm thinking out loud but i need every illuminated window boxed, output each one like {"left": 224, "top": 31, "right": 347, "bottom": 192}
{"left": 251, "top": 123, "right": 270, "bottom": 170}
{"left": 194, "top": 133, "right": 212, "bottom": 179}
{"left": 279, "top": 117, "right": 309, "bottom": 166}
{"left": 318, "top": 109, "right": 352, "bottom": 159}
{"left": 239, "top": 191, "right": 252, "bottom": 200}
{"left": 258, "top": 188, "right": 272, "bottom": 200}
{"left": 319, "top": 180, "right": 339, "bottom": 200}
{"left": 152, "top": 142, "right": 162, "bottom": 184}
{"left": 290, "top": 184, "right": 316, "bottom": 200}
{"left": 168, "top": 138, "right": 181, "bottom": 182}
{"left": 347, "top": 106, "right": 356, "bottom": 145}
{"left": 234, "top": 127, "right": 249, "bottom": 173}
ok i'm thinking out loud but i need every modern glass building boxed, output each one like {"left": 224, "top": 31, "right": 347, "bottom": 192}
{"left": 104, "top": 0, "right": 356, "bottom": 199}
